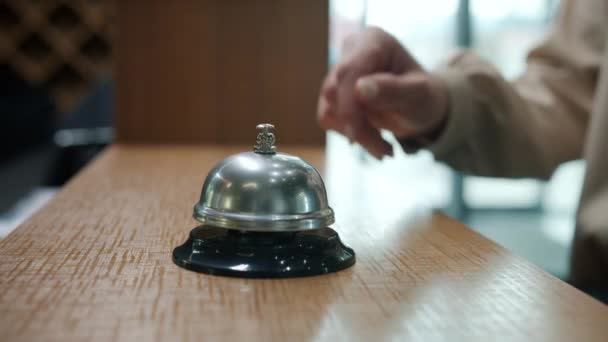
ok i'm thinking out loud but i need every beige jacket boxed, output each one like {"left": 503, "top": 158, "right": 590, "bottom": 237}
{"left": 430, "top": 0, "right": 608, "bottom": 287}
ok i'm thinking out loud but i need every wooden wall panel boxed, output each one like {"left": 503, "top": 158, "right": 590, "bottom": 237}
{"left": 114, "top": 0, "right": 328, "bottom": 145}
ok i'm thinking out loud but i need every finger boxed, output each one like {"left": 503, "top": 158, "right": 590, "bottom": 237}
{"left": 367, "top": 110, "right": 419, "bottom": 138}
{"left": 317, "top": 96, "right": 342, "bottom": 131}
{"left": 321, "top": 72, "right": 338, "bottom": 102}
{"left": 334, "top": 59, "right": 394, "bottom": 157}
{"left": 348, "top": 118, "right": 394, "bottom": 159}
{"left": 318, "top": 94, "right": 392, "bottom": 158}
{"left": 355, "top": 72, "right": 428, "bottom": 114}
{"left": 332, "top": 37, "right": 390, "bottom": 123}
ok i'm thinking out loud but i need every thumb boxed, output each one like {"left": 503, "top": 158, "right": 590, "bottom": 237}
{"left": 355, "top": 72, "right": 424, "bottom": 113}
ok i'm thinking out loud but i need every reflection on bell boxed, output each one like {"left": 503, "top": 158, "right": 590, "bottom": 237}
{"left": 172, "top": 123, "right": 355, "bottom": 278}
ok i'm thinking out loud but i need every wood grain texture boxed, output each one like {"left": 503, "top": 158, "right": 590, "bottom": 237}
{"left": 113, "top": 0, "right": 327, "bottom": 145}
{"left": 1, "top": 145, "right": 608, "bottom": 341}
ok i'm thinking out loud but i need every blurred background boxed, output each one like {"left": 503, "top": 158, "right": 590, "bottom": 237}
{"left": 0, "top": 0, "right": 581, "bottom": 279}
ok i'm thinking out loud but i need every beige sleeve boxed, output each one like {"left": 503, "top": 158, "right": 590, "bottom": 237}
{"left": 428, "top": 0, "right": 605, "bottom": 179}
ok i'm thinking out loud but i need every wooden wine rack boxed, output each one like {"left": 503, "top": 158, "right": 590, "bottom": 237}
{"left": 0, "top": 0, "right": 114, "bottom": 116}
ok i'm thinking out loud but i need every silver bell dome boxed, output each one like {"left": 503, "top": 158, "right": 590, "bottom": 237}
{"left": 193, "top": 124, "right": 334, "bottom": 231}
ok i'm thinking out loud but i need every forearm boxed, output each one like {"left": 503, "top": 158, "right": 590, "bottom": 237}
{"left": 429, "top": 52, "right": 591, "bottom": 179}
{"left": 427, "top": 0, "right": 603, "bottom": 179}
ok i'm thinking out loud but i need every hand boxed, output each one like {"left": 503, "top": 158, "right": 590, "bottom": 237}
{"left": 317, "top": 27, "right": 449, "bottom": 159}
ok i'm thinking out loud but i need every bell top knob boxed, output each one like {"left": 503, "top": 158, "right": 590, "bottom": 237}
{"left": 254, "top": 123, "right": 276, "bottom": 154}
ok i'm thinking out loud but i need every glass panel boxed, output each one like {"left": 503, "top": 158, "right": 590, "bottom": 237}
{"left": 463, "top": 178, "right": 543, "bottom": 208}
{"left": 463, "top": 0, "right": 561, "bottom": 210}
{"left": 329, "top": 0, "right": 366, "bottom": 65}
{"left": 471, "top": 0, "right": 559, "bottom": 78}
{"left": 366, "top": 0, "right": 459, "bottom": 68}
{"left": 543, "top": 161, "right": 585, "bottom": 214}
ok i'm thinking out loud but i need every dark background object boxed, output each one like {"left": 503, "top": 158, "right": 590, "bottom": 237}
{"left": 47, "top": 79, "right": 113, "bottom": 186}
{"left": 0, "top": 0, "right": 114, "bottom": 214}
{"left": 0, "top": 0, "right": 114, "bottom": 115}
{"left": 0, "top": 65, "right": 54, "bottom": 162}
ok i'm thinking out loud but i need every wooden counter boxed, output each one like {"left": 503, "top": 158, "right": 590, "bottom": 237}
{"left": 1, "top": 145, "right": 607, "bottom": 341}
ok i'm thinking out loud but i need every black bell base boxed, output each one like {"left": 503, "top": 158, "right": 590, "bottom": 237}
{"left": 172, "top": 225, "right": 355, "bottom": 278}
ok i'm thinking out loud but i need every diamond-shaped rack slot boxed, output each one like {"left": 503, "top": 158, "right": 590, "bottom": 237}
{"left": 1, "top": 0, "right": 115, "bottom": 114}
{"left": 19, "top": 32, "right": 52, "bottom": 60}
{"left": 48, "top": 3, "right": 81, "bottom": 30}
{"left": 80, "top": 33, "right": 109, "bottom": 61}
{"left": 46, "top": 63, "right": 85, "bottom": 90}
